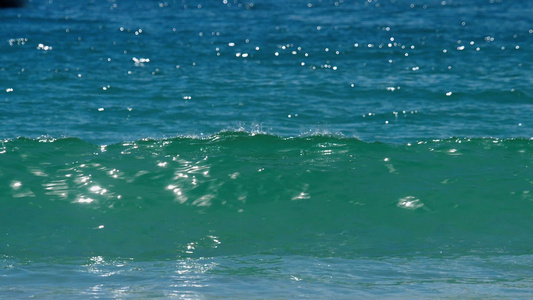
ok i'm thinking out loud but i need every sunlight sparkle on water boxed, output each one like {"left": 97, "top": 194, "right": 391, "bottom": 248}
{"left": 397, "top": 196, "right": 424, "bottom": 210}
{"left": 10, "top": 181, "right": 22, "bottom": 190}
{"left": 77, "top": 196, "right": 95, "bottom": 204}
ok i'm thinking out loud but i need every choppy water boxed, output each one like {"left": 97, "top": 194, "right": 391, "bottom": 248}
{"left": 1, "top": 0, "right": 532, "bottom": 298}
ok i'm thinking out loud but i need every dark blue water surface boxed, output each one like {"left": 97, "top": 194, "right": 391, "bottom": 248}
{"left": 1, "top": 0, "right": 531, "bottom": 144}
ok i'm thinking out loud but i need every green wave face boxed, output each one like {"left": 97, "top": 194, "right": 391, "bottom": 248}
{"left": 1, "top": 133, "right": 532, "bottom": 260}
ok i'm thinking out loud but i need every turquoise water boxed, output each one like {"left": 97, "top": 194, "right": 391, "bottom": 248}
{"left": 1, "top": 0, "right": 532, "bottom": 298}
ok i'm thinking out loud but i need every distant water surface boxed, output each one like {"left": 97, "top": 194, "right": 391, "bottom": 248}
{"left": 1, "top": 0, "right": 531, "bottom": 144}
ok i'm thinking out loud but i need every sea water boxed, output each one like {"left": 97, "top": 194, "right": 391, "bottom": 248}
{"left": 1, "top": 0, "right": 532, "bottom": 298}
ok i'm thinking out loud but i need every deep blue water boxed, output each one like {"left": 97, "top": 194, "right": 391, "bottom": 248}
{"left": 1, "top": 0, "right": 532, "bottom": 298}
{"left": 2, "top": 0, "right": 531, "bottom": 144}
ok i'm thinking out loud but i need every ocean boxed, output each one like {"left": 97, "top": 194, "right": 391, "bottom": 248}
{"left": 1, "top": 0, "right": 532, "bottom": 298}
